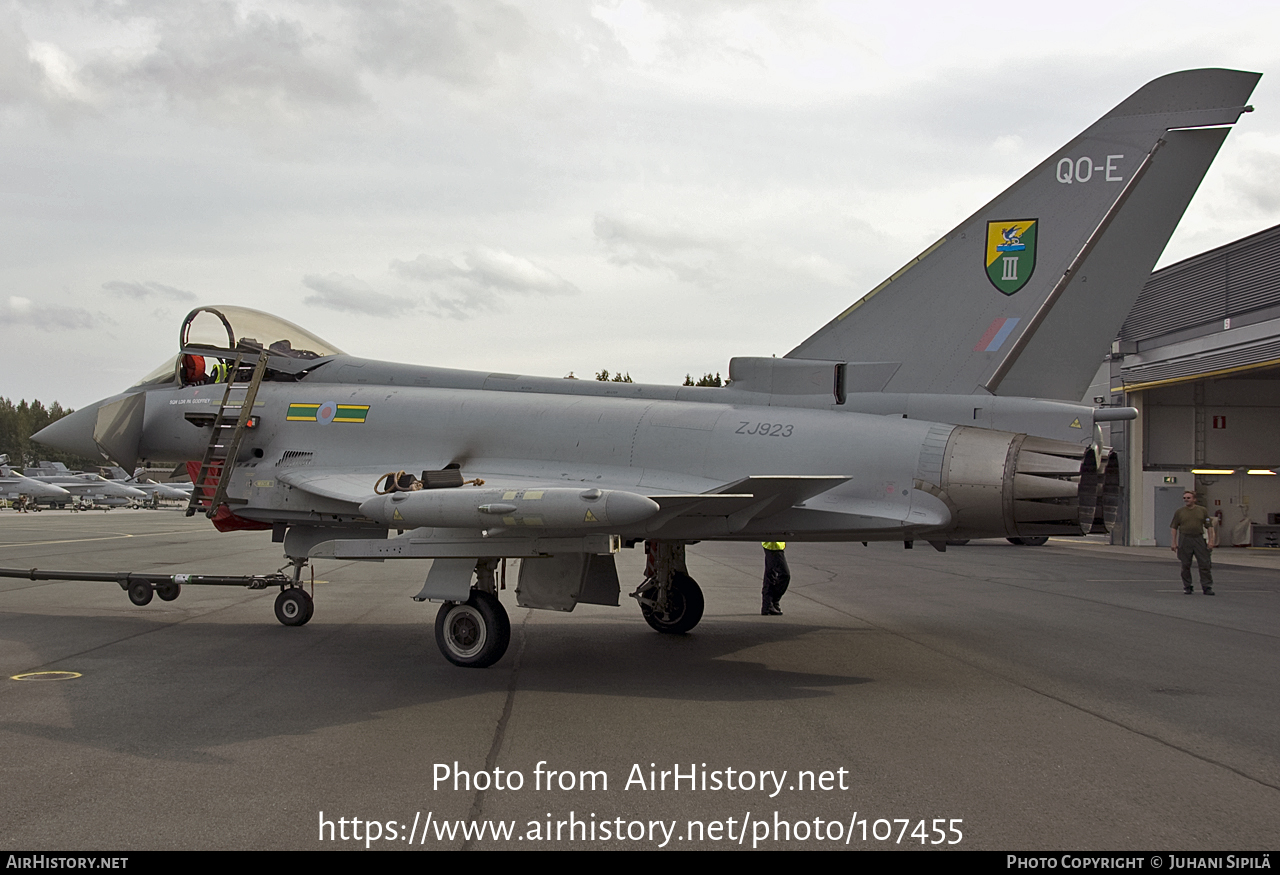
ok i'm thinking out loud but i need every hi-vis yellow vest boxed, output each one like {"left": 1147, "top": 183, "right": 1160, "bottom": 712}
{"left": 762, "top": 542, "right": 786, "bottom": 551}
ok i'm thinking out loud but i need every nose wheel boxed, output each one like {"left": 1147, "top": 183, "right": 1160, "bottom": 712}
{"left": 434, "top": 591, "right": 510, "bottom": 668}
{"left": 274, "top": 587, "right": 314, "bottom": 626}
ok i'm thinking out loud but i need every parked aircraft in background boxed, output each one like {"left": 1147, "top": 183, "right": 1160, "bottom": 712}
{"left": 0, "top": 456, "right": 72, "bottom": 505}
{"left": 99, "top": 466, "right": 193, "bottom": 503}
{"left": 20, "top": 462, "right": 149, "bottom": 506}
{"left": 29, "top": 69, "right": 1260, "bottom": 667}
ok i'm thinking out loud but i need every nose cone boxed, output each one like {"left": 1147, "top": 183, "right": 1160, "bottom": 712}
{"left": 17, "top": 476, "right": 72, "bottom": 500}
{"left": 31, "top": 391, "right": 146, "bottom": 469}
{"left": 32, "top": 402, "right": 104, "bottom": 461}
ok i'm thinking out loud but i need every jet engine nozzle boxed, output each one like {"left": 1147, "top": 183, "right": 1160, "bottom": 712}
{"left": 936, "top": 426, "right": 1114, "bottom": 540}
{"left": 359, "top": 487, "right": 660, "bottom": 530}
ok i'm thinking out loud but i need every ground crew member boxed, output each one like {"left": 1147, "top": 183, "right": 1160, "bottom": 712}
{"left": 1170, "top": 490, "right": 1216, "bottom": 595}
{"left": 761, "top": 541, "right": 790, "bottom": 615}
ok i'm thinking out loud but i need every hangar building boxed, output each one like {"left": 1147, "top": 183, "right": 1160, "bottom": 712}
{"left": 1104, "top": 223, "right": 1280, "bottom": 547}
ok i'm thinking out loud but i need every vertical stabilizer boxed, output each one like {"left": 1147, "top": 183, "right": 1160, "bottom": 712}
{"left": 787, "top": 69, "right": 1260, "bottom": 400}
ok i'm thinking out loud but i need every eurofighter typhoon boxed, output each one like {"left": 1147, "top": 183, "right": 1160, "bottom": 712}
{"left": 27, "top": 69, "right": 1260, "bottom": 667}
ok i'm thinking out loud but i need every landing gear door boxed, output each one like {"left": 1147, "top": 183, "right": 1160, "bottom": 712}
{"left": 516, "top": 554, "right": 620, "bottom": 612}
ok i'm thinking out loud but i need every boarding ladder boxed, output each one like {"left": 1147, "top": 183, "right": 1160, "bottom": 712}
{"left": 185, "top": 351, "right": 268, "bottom": 518}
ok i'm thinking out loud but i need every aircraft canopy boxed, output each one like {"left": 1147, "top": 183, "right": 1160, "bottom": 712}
{"left": 180, "top": 305, "right": 344, "bottom": 358}
{"left": 131, "top": 305, "right": 345, "bottom": 388}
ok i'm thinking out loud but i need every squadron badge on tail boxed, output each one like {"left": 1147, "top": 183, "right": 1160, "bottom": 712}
{"left": 985, "top": 219, "right": 1038, "bottom": 295}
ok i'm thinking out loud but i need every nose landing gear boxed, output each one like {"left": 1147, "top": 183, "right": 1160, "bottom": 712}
{"left": 273, "top": 558, "right": 314, "bottom": 626}
{"left": 274, "top": 587, "right": 314, "bottom": 626}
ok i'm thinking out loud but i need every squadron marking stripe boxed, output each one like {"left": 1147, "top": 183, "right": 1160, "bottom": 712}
{"left": 332, "top": 405, "right": 370, "bottom": 423}
{"left": 287, "top": 403, "right": 370, "bottom": 422}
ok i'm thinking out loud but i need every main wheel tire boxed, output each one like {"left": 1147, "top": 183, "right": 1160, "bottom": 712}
{"left": 435, "top": 591, "right": 510, "bottom": 668}
{"left": 275, "top": 588, "right": 313, "bottom": 627}
{"left": 128, "top": 581, "right": 153, "bottom": 606}
{"left": 639, "top": 572, "right": 705, "bottom": 634}
{"left": 1008, "top": 536, "right": 1049, "bottom": 546}
{"left": 156, "top": 582, "right": 181, "bottom": 602}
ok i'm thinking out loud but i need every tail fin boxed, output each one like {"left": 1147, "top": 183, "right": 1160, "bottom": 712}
{"left": 787, "top": 69, "right": 1260, "bottom": 400}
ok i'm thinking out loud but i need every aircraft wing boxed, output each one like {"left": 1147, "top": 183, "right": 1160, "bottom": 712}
{"left": 277, "top": 467, "right": 846, "bottom": 506}
{"left": 275, "top": 466, "right": 600, "bottom": 504}
{"left": 275, "top": 467, "right": 399, "bottom": 504}
{"left": 272, "top": 466, "right": 941, "bottom": 535}
{"left": 642, "top": 475, "right": 852, "bottom": 532}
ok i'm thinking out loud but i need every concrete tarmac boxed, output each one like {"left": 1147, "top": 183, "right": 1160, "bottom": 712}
{"left": 1, "top": 509, "right": 1277, "bottom": 851}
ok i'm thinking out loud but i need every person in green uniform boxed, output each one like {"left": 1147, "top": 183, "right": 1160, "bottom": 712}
{"left": 1170, "top": 490, "right": 1217, "bottom": 595}
{"left": 761, "top": 542, "right": 789, "bottom": 615}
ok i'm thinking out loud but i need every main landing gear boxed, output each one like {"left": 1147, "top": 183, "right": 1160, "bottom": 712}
{"left": 635, "top": 571, "right": 704, "bottom": 634}
{"left": 433, "top": 559, "right": 511, "bottom": 668}
{"left": 435, "top": 591, "right": 510, "bottom": 668}
{"left": 631, "top": 540, "right": 705, "bottom": 635}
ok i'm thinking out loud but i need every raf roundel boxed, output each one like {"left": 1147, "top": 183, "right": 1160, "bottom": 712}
{"left": 316, "top": 401, "right": 337, "bottom": 425}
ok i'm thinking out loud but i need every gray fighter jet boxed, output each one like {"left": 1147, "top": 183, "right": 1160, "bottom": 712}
{"left": 0, "top": 456, "right": 73, "bottom": 505}
{"left": 30, "top": 69, "right": 1259, "bottom": 668}
{"left": 21, "top": 462, "right": 149, "bottom": 506}
{"left": 99, "top": 466, "right": 193, "bottom": 504}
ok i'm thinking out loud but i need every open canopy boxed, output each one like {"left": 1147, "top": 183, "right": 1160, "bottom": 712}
{"left": 132, "top": 305, "right": 345, "bottom": 388}
{"left": 180, "top": 305, "right": 344, "bottom": 358}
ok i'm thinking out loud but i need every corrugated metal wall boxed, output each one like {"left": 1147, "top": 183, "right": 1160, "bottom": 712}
{"left": 1120, "top": 225, "right": 1280, "bottom": 343}
{"left": 1123, "top": 338, "right": 1280, "bottom": 386}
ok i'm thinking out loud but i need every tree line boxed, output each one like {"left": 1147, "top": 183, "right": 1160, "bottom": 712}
{"left": 595, "top": 371, "right": 723, "bottom": 387}
{"left": 0, "top": 398, "right": 100, "bottom": 469}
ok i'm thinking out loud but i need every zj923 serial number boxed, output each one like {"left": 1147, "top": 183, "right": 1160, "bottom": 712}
{"left": 736, "top": 422, "right": 794, "bottom": 437}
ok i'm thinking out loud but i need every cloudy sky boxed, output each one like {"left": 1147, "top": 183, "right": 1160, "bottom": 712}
{"left": 3, "top": 0, "right": 1279, "bottom": 408}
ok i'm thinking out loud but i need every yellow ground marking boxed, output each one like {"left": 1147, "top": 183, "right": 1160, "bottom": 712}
{"left": 11, "top": 671, "right": 81, "bottom": 681}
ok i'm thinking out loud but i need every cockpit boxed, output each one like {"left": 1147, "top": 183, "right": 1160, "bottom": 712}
{"left": 133, "top": 305, "right": 345, "bottom": 389}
